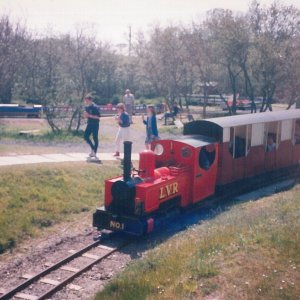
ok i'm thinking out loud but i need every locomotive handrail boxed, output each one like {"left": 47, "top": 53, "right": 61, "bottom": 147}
{"left": 132, "top": 168, "right": 146, "bottom": 175}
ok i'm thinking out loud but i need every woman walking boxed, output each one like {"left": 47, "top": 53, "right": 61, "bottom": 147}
{"left": 113, "top": 103, "right": 131, "bottom": 157}
{"left": 142, "top": 105, "right": 159, "bottom": 150}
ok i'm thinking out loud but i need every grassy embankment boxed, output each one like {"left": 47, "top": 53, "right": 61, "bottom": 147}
{"left": 0, "top": 120, "right": 84, "bottom": 142}
{"left": 96, "top": 185, "right": 300, "bottom": 300}
{"left": 0, "top": 117, "right": 117, "bottom": 155}
{"left": 0, "top": 163, "right": 120, "bottom": 254}
{"left": 0, "top": 118, "right": 85, "bottom": 155}
{"left": 0, "top": 113, "right": 183, "bottom": 155}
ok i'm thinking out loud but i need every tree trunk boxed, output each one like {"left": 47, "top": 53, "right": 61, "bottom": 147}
{"left": 228, "top": 65, "right": 238, "bottom": 114}
{"left": 75, "top": 110, "right": 82, "bottom": 132}
{"left": 217, "top": 90, "right": 232, "bottom": 115}
{"left": 0, "top": 84, "right": 12, "bottom": 104}
{"left": 68, "top": 108, "right": 78, "bottom": 132}
{"left": 45, "top": 111, "right": 60, "bottom": 133}
{"left": 242, "top": 63, "right": 256, "bottom": 113}
{"left": 202, "top": 86, "right": 208, "bottom": 119}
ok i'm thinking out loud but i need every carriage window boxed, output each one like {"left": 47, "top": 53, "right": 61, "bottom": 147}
{"left": 265, "top": 122, "right": 280, "bottom": 152}
{"left": 229, "top": 126, "right": 247, "bottom": 159}
{"left": 153, "top": 143, "right": 164, "bottom": 155}
{"left": 199, "top": 145, "right": 216, "bottom": 170}
{"left": 294, "top": 120, "right": 300, "bottom": 145}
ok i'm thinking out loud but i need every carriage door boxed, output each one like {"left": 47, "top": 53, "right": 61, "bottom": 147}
{"left": 193, "top": 144, "right": 218, "bottom": 203}
{"left": 230, "top": 126, "right": 248, "bottom": 181}
{"left": 278, "top": 119, "right": 293, "bottom": 168}
{"left": 293, "top": 120, "right": 300, "bottom": 164}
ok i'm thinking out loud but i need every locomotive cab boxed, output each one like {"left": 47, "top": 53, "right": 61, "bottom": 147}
{"left": 152, "top": 136, "right": 218, "bottom": 204}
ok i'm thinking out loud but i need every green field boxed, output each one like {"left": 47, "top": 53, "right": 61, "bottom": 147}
{"left": 96, "top": 185, "right": 300, "bottom": 300}
{"left": 0, "top": 163, "right": 120, "bottom": 254}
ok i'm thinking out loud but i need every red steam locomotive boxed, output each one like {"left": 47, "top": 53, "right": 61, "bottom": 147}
{"left": 93, "top": 110, "right": 300, "bottom": 235}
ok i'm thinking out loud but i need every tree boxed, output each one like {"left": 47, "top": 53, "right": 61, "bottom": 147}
{"left": 248, "top": 1, "right": 300, "bottom": 111}
{"left": 205, "top": 9, "right": 251, "bottom": 114}
{"left": 279, "top": 38, "right": 300, "bottom": 109}
{"left": 136, "top": 25, "right": 193, "bottom": 110}
{"left": 0, "top": 15, "right": 27, "bottom": 103}
{"left": 181, "top": 24, "right": 229, "bottom": 117}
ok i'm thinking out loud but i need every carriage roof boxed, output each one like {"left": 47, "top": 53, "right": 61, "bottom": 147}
{"left": 183, "top": 110, "right": 300, "bottom": 141}
{"left": 174, "top": 135, "right": 216, "bottom": 147}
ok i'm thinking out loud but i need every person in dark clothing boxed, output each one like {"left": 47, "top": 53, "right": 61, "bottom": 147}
{"left": 83, "top": 95, "right": 100, "bottom": 158}
{"left": 142, "top": 105, "right": 159, "bottom": 149}
{"left": 164, "top": 102, "right": 179, "bottom": 125}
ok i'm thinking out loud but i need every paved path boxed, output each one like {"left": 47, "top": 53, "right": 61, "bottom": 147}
{"left": 0, "top": 153, "right": 139, "bottom": 166}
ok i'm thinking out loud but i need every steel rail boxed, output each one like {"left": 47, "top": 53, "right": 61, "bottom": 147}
{"left": 37, "top": 241, "right": 129, "bottom": 300}
{"left": 0, "top": 239, "right": 103, "bottom": 300}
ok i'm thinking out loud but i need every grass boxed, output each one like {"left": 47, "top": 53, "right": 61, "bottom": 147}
{"left": 158, "top": 125, "right": 182, "bottom": 135}
{"left": 0, "top": 126, "right": 84, "bottom": 143}
{"left": 0, "top": 144, "right": 75, "bottom": 155}
{"left": 95, "top": 184, "right": 300, "bottom": 300}
{"left": 0, "top": 117, "right": 112, "bottom": 155}
{"left": 0, "top": 162, "right": 120, "bottom": 254}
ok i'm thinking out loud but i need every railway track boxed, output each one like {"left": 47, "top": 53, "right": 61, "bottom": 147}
{"left": 1, "top": 166, "right": 298, "bottom": 300}
{"left": 0, "top": 233, "right": 129, "bottom": 300}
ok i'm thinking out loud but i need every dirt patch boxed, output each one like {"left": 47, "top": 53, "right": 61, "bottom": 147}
{"left": 0, "top": 212, "right": 162, "bottom": 300}
{"left": 0, "top": 214, "right": 131, "bottom": 299}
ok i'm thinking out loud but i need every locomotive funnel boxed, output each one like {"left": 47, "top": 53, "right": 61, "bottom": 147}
{"left": 123, "top": 141, "right": 132, "bottom": 182}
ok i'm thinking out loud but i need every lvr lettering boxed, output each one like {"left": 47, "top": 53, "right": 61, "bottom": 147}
{"left": 159, "top": 182, "right": 178, "bottom": 200}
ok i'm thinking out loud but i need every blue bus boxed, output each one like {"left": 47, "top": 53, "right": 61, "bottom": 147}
{"left": 0, "top": 104, "right": 43, "bottom": 118}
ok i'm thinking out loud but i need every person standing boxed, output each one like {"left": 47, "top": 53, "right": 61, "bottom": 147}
{"left": 142, "top": 105, "right": 159, "bottom": 149}
{"left": 83, "top": 95, "right": 100, "bottom": 158}
{"left": 123, "top": 89, "right": 135, "bottom": 124}
{"left": 114, "top": 103, "right": 131, "bottom": 157}
{"left": 266, "top": 134, "right": 276, "bottom": 152}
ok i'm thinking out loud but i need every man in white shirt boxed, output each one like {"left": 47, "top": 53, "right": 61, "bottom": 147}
{"left": 123, "top": 89, "right": 135, "bottom": 124}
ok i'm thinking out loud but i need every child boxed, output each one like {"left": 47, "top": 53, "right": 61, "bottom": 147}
{"left": 266, "top": 134, "right": 276, "bottom": 152}
{"left": 114, "top": 103, "right": 131, "bottom": 157}
{"left": 142, "top": 105, "right": 159, "bottom": 150}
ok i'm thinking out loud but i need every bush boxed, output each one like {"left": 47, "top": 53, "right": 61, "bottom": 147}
{"left": 112, "top": 95, "right": 120, "bottom": 105}
{"left": 93, "top": 95, "right": 109, "bottom": 105}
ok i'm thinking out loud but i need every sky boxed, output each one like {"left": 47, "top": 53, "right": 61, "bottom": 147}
{"left": 0, "top": 0, "right": 299, "bottom": 45}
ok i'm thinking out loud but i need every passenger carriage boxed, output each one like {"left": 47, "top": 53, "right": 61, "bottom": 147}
{"left": 184, "top": 110, "right": 300, "bottom": 185}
